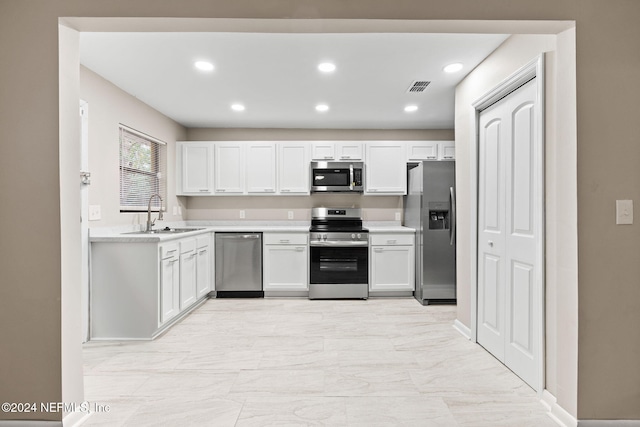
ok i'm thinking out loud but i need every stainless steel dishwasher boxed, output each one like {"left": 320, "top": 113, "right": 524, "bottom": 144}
{"left": 215, "top": 233, "right": 263, "bottom": 298}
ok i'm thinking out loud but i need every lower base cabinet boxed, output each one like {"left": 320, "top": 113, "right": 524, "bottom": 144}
{"left": 91, "top": 233, "right": 213, "bottom": 340}
{"left": 263, "top": 233, "right": 309, "bottom": 294}
{"left": 369, "top": 233, "right": 415, "bottom": 293}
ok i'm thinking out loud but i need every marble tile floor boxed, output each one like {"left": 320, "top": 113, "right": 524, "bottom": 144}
{"left": 82, "top": 298, "right": 557, "bottom": 427}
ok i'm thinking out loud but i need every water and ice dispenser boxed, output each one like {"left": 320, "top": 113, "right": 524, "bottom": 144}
{"left": 428, "top": 202, "right": 450, "bottom": 230}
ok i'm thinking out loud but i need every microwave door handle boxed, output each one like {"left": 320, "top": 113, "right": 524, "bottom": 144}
{"left": 349, "top": 164, "right": 354, "bottom": 190}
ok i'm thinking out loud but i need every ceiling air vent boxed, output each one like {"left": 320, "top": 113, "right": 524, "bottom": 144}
{"left": 406, "top": 80, "right": 431, "bottom": 93}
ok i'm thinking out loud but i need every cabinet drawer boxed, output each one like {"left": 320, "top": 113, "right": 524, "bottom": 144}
{"left": 264, "top": 233, "right": 308, "bottom": 245}
{"left": 196, "top": 234, "right": 210, "bottom": 249}
{"left": 370, "top": 234, "right": 414, "bottom": 246}
{"left": 180, "top": 238, "right": 196, "bottom": 254}
{"left": 160, "top": 242, "right": 179, "bottom": 259}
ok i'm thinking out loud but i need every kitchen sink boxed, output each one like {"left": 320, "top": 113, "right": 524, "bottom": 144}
{"left": 123, "top": 227, "right": 205, "bottom": 235}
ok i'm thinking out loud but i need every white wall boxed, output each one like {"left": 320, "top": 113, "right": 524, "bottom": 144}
{"left": 80, "top": 66, "right": 187, "bottom": 228}
{"left": 454, "top": 32, "right": 578, "bottom": 415}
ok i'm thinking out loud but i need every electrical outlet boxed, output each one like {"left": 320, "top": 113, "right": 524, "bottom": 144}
{"left": 88, "top": 205, "right": 101, "bottom": 221}
{"left": 240, "top": 210, "right": 245, "bottom": 219}
{"left": 616, "top": 200, "right": 633, "bottom": 225}
{"left": 288, "top": 211, "right": 294, "bottom": 220}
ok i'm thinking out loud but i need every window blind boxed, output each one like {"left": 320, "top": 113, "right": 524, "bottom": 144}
{"left": 119, "top": 125, "right": 167, "bottom": 212}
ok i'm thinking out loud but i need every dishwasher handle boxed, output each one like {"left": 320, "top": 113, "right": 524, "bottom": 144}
{"left": 216, "top": 234, "right": 261, "bottom": 239}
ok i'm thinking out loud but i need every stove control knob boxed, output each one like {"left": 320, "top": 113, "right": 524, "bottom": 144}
{"left": 351, "top": 233, "right": 356, "bottom": 239}
{"left": 357, "top": 233, "right": 362, "bottom": 239}
{"left": 322, "top": 234, "right": 327, "bottom": 241}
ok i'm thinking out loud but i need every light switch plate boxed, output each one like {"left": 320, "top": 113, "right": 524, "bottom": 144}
{"left": 240, "top": 210, "right": 245, "bottom": 219}
{"left": 89, "top": 205, "right": 101, "bottom": 221}
{"left": 616, "top": 200, "right": 633, "bottom": 225}
{"left": 395, "top": 212, "right": 401, "bottom": 221}
{"left": 288, "top": 211, "right": 294, "bottom": 220}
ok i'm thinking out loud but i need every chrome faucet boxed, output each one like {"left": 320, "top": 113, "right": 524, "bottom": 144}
{"left": 146, "top": 193, "right": 164, "bottom": 231}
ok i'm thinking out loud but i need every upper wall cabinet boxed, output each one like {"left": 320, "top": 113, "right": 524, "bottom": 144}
{"left": 246, "top": 142, "right": 277, "bottom": 194}
{"left": 214, "top": 143, "right": 245, "bottom": 194}
{"left": 407, "top": 141, "right": 455, "bottom": 161}
{"left": 311, "top": 141, "right": 363, "bottom": 161}
{"left": 176, "top": 142, "right": 214, "bottom": 195}
{"left": 278, "top": 142, "right": 310, "bottom": 195}
{"left": 365, "top": 141, "right": 407, "bottom": 195}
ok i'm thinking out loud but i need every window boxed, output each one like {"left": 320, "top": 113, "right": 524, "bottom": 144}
{"left": 119, "top": 125, "right": 167, "bottom": 212}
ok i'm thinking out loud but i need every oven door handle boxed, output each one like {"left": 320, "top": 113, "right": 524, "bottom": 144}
{"left": 349, "top": 164, "right": 354, "bottom": 190}
{"left": 310, "top": 241, "right": 369, "bottom": 247}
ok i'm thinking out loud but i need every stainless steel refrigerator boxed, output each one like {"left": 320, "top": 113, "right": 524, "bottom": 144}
{"left": 404, "top": 161, "right": 456, "bottom": 305}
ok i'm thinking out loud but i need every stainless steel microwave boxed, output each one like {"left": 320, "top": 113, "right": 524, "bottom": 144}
{"left": 310, "top": 161, "right": 364, "bottom": 193}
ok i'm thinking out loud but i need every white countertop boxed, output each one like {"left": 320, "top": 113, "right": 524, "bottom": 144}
{"left": 89, "top": 221, "right": 414, "bottom": 243}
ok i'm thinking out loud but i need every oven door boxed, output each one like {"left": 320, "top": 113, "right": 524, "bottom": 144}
{"left": 310, "top": 245, "right": 368, "bottom": 285}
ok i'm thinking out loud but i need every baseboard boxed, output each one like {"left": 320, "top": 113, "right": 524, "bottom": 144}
{"left": 0, "top": 422, "right": 61, "bottom": 427}
{"left": 542, "top": 389, "right": 578, "bottom": 427}
{"left": 453, "top": 319, "right": 471, "bottom": 340}
{"left": 579, "top": 421, "right": 640, "bottom": 426}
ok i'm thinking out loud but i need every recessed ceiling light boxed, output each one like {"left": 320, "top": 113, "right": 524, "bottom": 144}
{"left": 318, "top": 62, "right": 336, "bottom": 73}
{"left": 231, "top": 104, "right": 245, "bottom": 112}
{"left": 443, "top": 62, "right": 463, "bottom": 73}
{"left": 315, "top": 104, "right": 330, "bottom": 112}
{"left": 404, "top": 105, "right": 419, "bottom": 113}
{"left": 194, "top": 61, "right": 214, "bottom": 72}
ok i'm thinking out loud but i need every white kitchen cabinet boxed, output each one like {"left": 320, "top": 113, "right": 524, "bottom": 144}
{"left": 263, "top": 233, "right": 309, "bottom": 294}
{"left": 365, "top": 141, "right": 407, "bottom": 195}
{"left": 278, "top": 142, "right": 310, "bottom": 194}
{"left": 406, "top": 141, "right": 455, "bottom": 161}
{"left": 179, "top": 239, "right": 197, "bottom": 309}
{"left": 160, "top": 242, "right": 180, "bottom": 324}
{"left": 246, "top": 142, "right": 277, "bottom": 194}
{"left": 336, "top": 141, "right": 363, "bottom": 160}
{"left": 196, "top": 234, "right": 212, "bottom": 298}
{"left": 311, "top": 141, "right": 335, "bottom": 160}
{"left": 90, "top": 232, "right": 212, "bottom": 340}
{"left": 215, "top": 143, "right": 245, "bottom": 194}
{"left": 438, "top": 141, "right": 455, "bottom": 160}
{"left": 177, "top": 142, "right": 214, "bottom": 195}
{"left": 311, "top": 141, "right": 363, "bottom": 161}
{"left": 369, "top": 233, "right": 415, "bottom": 293}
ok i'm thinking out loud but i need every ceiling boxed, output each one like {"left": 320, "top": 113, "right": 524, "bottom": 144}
{"left": 79, "top": 32, "right": 509, "bottom": 130}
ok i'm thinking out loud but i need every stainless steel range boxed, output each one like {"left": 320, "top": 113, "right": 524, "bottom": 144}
{"left": 309, "top": 207, "right": 369, "bottom": 299}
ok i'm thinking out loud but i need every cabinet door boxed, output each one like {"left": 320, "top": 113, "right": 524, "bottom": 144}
{"left": 215, "top": 143, "right": 245, "bottom": 194}
{"left": 370, "top": 245, "right": 415, "bottom": 291}
{"left": 311, "top": 142, "right": 335, "bottom": 160}
{"left": 196, "top": 245, "right": 211, "bottom": 299}
{"left": 407, "top": 141, "right": 438, "bottom": 161}
{"left": 365, "top": 142, "right": 407, "bottom": 194}
{"left": 263, "top": 244, "right": 308, "bottom": 291}
{"left": 246, "top": 142, "right": 276, "bottom": 194}
{"left": 180, "top": 250, "right": 197, "bottom": 309}
{"left": 439, "top": 141, "right": 455, "bottom": 160}
{"left": 181, "top": 143, "right": 213, "bottom": 194}
{"left": 278, "top": 142, "right": 310, "bottom": 194}
{"left": 160, "top": 255, "right": 180, "bottom": 324}
{"left": 336, "top": 142, "right": 363, "bottom": 160}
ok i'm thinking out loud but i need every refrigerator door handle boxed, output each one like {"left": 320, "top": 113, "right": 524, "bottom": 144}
{"left": 449, "top": 186, "right": 456, "bottom": 246}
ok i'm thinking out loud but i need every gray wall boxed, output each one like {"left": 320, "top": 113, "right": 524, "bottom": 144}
{"left": 1, "top": 0, "right": 639, "bottom": 423}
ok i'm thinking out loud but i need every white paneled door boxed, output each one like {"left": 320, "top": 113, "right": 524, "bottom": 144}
{"left": 477, "top": 78, "right": 541, "bottom": 390}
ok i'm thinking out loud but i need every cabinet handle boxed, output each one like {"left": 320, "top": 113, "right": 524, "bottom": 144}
{"left": 281, "top": 189, "right": 290, "bottom": 192}
{"left": 387, "top": 239, "right": 397, "bottom": 244}
{"left": 165, "top": 249, "right": 177, "bottom": 255}
{"left": 217, "top": 189, "right": 226, "bottom": 192}
{"left": 324, "top": 156, "right": 332, "bottom": 159}
{"left": 264, "top": 189, "right": 274, "bottom": 192}
{"left": 296, "top": 247, "right": 305, "bottom": 252}
{"left": 374, "top": 247, "right": 384, "bottom": 252}
{"left": 279, "top": 239, "right": 290, "bottom": 243}
{"left": 198, "top": 249, "right": 207, "bottom": 255}
{"left": 342, "top": 155, "right": 351, "bottom": 159}
{"left": 199, "top": 189, "right": 209, "bottom": 192}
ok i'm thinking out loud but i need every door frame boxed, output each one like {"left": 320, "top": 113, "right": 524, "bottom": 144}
{"left": 469, "top": 54, "right": 545, "bottom": 394}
